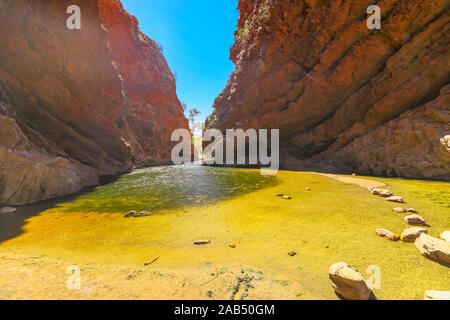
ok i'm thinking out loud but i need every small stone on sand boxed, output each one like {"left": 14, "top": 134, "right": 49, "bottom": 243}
{"left": 124, "top": 210, "right": 136, "bottom": 218}
{"left": 134, "top": 212, "right": 150, "bottom": 217}
{"left": 386, "top": 196, "right": 404, "bottom": 203}
{"left": 194, "top": 240, "right": 211, "bottom": 245}
{"left": 403, "top": 214, "right": 426, "bottom": 226}
{"left": 376, "top": 228, "right": 400, "bottom": 241}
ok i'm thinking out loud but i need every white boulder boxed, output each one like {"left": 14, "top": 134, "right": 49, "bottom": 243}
{"left": 415, "top": 233, "right": 450, "bottom": 267}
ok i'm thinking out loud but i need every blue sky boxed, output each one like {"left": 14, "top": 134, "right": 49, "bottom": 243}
{"left": 122, "top": 0, "right": 239, "bottom": 123}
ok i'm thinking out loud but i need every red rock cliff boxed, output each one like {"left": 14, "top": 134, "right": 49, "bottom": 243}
{"left": 207, "top": 0, "right": 450, "bottom": 179}
{"left": 0, "top": 0, "right": 189, "bottom": 205}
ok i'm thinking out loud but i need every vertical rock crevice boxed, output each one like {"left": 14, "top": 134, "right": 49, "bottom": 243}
{"left": 0, "top": 0, "right": 190, "bottom": 205}
{"left": 206, "top": 0, "right": 450, "bottom": 179}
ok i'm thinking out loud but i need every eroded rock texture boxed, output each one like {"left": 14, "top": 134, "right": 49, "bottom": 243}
{"left": 207, "top": 0, "right": 450, "bottom": 179}
{"left": 99, "top": 0, "right": 189, "bottom": 163}
{"left": 0, "top": 0, "right": 188, "bottom": 205}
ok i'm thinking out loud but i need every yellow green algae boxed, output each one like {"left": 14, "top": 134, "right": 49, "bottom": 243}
{"left": 0, "top": 166, "right": 448, "bottom": 300}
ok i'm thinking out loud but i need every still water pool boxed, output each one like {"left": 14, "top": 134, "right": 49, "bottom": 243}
{"left": 57, "top": 164, "right": 278, "bottom": 214}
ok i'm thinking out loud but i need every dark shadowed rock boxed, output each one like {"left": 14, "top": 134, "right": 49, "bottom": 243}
{"left": 124, "top": 211, "right": 137, "bottom": 218}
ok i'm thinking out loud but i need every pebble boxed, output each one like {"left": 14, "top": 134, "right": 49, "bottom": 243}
{"left": 194, "top": 240, "right": 211, "bottom": 245}
{"left": 0, "top": 207, "right": 16, "bottom": 214}
{"left": 369, "top": 188, "right": 393, "bottom": 197}
{"left": 124, "top": 210, "right": 136, "bottom": 218}
{"left": 134, "top": 212, "right": 150, "bottom": 217}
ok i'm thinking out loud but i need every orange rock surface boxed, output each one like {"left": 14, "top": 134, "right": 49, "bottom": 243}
{"left": 206, "top": 0, "right": 450, "bottom": 179}
{"left": 0, "top": 0, "right": 189, "bottom": 205}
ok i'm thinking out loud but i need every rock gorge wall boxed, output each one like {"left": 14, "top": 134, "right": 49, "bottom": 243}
{"left": 207, "top": 0, "right": 450, "bottom": 179}
{"left": 0, "top": 0, "right": 189, "bottom": 205}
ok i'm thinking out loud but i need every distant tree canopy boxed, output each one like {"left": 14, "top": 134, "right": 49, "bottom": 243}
{"left": 188, "top": 108, "right": 201, "bottom": 130}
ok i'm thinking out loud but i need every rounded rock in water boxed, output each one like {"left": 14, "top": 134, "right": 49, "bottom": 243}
{"left": 0, "top": 207, "right": 16, "bottom": 214}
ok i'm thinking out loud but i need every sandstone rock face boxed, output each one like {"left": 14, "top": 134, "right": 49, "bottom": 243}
{"left": 0, "top": 1, "right": 188, "bottom": 205}
{"left": 206, "top": 0, "right": 450, "bottom": 180}
{"left": 329, "top": 262, "right": 372, "bottom": 300}
{"left": 0, "top": 115, "right": 98, "bottom": 205}
{"left": 98, "top": 0, "right": 189, "bottom": 164}
{"left": 415, "top": 233, "right": 450, "bottom": 267}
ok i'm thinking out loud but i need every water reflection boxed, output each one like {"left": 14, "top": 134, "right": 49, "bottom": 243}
{"left": 0, "top": 165, "right": 277, "bottom": 243}
{"left": 61, "top": 164, "right": 278, "bottom": 214}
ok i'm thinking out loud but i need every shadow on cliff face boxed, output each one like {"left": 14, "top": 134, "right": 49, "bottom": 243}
{"left": 0, "top": 175, "right": 121, "bottom": 244}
